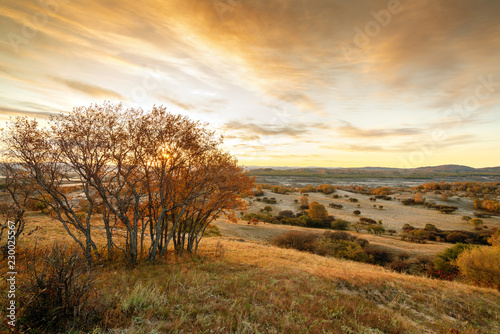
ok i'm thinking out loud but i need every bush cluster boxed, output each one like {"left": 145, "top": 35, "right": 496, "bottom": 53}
{"left": 272, "top": 231, "right": 371, "bottom": 262}
{"left": 255, "top": 197, "right": 277, "bottom": 204}
{"left": 18, "top": 244, "right": 107, "bottom": 332}
{"left": 401, "top": 224, "right": 492, "bottom": 245}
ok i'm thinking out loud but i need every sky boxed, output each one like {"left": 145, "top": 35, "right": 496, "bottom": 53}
{"left": 1, "top": 0, "right": 499, "bottom": 168}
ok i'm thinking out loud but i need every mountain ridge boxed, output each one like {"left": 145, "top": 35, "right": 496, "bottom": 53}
{"left": 246, "top": 164, "right": 500, "bottom": 179}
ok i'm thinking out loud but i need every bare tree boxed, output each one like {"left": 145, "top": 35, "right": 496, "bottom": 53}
{"left": 3, "top": 118, "right": 98, "bottom": 264}
{"left": 0, "top": 162, "right": 35, "bottom": 256}
{"left": 3, "top": 103, "right": 253, "bottom": 265}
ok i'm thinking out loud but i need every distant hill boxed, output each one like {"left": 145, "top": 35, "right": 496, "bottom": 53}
{"left": 413, "top": 164, "right": 476, "bottom": 172}
{"left": 246, "top": 164, "right": 500, "bottom": 179}
{"left": 479, "top": 166, "right": 500, "bottom": 172}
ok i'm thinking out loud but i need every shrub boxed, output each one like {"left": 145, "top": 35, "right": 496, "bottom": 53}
{"left": 273, "top": 186, "right": 288, "bottom": 194}
{"left": 433, "top": 243, "right": 473, "bottom": 279}
{"left": 34, "top": 201, "right": 49, "bottom": 212}
{"left": 330, "top": 219, "right": 350, "bottom": 230}
{"left": 278, "top": 210, "right": 295, "bottom": 218}
{"left": 474, "top": 198, "right": 500, "bottom": 214}
{"left": 319, "top": 239, "right": 368, "bottom": 262}
{"left": 424, "top": 224, "right": 438, "bottom": 231}
{"left": 489, "top": 229, "right": 500, "bottom": 246}
{"left": 19, "top": 243, "right": 101, "bottom": 332}
{"left": 401, "top": 229, "right": 429, "bottom": 243}
{"left": 299, "top": 196, "right": 309, "bottom": 209}
{"left": 263, "top": 205, "right": 273, "bottom": 213}
{"left": 242, "top": 212, "right": 274, "bottom": 223}
{"left": 401, "top": 199, "right": 416, "bottom": 205}
{"left": 299, "top": 185, "right": 316, "bottom": 194}
{"left": 253, "top": 185, "right": 264, "bottom": 196}
{"left": 308, "top": 201, "right": 328, "bottom": 219}
{"left": 323, "top": 231, "right": 356, "bottom": 242}
{"left": 387, "top": 259, "right": 412, "bottom": 273}
{"left": 414, "top": 193, "right": 424, "bottom": 203}
{"left": 273, "top": 230, "right": 373, "bottom": 263}
{"left": 387, "top": 229, "right": 396, "bottom": 236}
{"left": 272, "top": 231, "right": 319, "bottom": 252}
{"left": 455, "top": 246, "right": 500, "bottom": 290}
{"left": 359, "top": 217, "right": 377, "bottom": 224}
{"left": 354, "top": 238, "right": 369, "bottom": 248}
{"left": 387, "top": 254, "right": 433, "bottom": 276}
{"left": 474, "top": 212, "right": 491, "bottom": 218}
{"left": 439, "top": 206, "right": 458, "bottom": 214}
{"left": 354, "top": 222, "right": 368, "bottom": 233}
{"left": 353, "top": 210, "right": 361, "bottom": 216}
{"left": 446, "top": 232, "right": 468, "bottom": 243}
{"left": 470, "top": 219, "right": 484, "bottom": 230}
{"left": 366, "top": 225, "right": 385, "bottom": 236}
{"left": 317, "top": 184, "right": 335, "bottom": 194}
{"left": 402, "top": 223, "right": 415, "bottom": 232}
{"left": 262, "top": 197, "right": 277, "bottom": 204}
{"left": 365, "top": 246, "right": 393, "bottom": 265}
{"left": 203, "top": 224, "right": 222, "bottom": 237}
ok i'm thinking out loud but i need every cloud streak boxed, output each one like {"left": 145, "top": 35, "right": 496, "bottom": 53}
{"left": 52, "top": 77, "right": 125, "bottom": 100}
{"left": 224, "top": 120, "right": 330, "bottom": 137}
{"left": 0, "top": 106, "right": 60, "bottom": 119}
{"left": 337, "top": 121, "right": 422, "bottom": 138}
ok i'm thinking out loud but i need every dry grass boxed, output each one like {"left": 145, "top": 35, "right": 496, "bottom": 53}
{"left": 214, "top": 219, "right": 450, "bottom": 258}
{"left": 195, "top": 238, "right": 500, "bottom": 333}
{"left": 2, "top": 212, "right": 499, "bottom": 333}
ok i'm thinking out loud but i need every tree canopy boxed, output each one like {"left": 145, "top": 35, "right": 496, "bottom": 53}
{"left": 2, "top": 103, "right": 253, "bottom": 264}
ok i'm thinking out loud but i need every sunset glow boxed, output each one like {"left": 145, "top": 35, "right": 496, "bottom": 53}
{"left": 1, "top": 0, "right": 499, "bottom": 168}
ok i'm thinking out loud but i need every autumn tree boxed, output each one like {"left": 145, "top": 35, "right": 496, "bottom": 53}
{"left": 414, "top": 193, "right": 424, "bottom": 204}
{"left": 317, "top": 184, "right": 334, "bottom": 194}
{"left": 0, "top": 162, "right": 36, "bottom": 256}
{"left": 455, "top": 246, "right": 500, "bottom": 290}
{"left": 3, "top": 103, "right": 253, "bottom": 265}
{"left": 308, "top": 201, "right": 328, "bottom": 220}
{"left": 299, "top": 196, "right": 309, "bottom": 209}
{"left": 474, "top": 198, "right": 500, "bottom": 213}
{"left": 3, "top": 117, "right": 99, "bottom": 264}
{"left": 253, "top": 185, "right": 264, "bottom": 196}
{"left": 489, "top": 229, "right": 500, "bottom": 247}
{"left": 470, "top": 219, "right": 483, "bottom": 230}
{"left": 171, "top": 151, "right": 252, "bottom": 255}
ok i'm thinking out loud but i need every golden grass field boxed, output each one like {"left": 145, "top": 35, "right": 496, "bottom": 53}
{"left": 2, "top": 199, "right": 499, "bottom": 333}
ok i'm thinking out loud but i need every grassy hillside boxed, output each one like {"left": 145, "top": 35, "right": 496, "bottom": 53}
{"left": 1, "top": 203, "right": 499, "bottom": 333}
{"left": 2, "top": 230, "right": 499, "bottom": 333}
